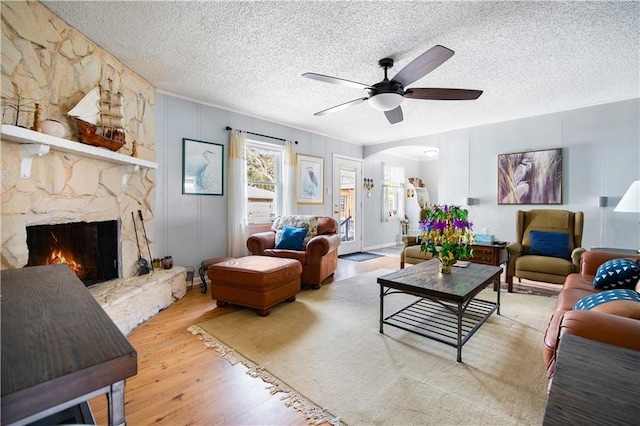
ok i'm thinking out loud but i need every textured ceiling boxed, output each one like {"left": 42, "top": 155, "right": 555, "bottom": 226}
{"left": 42, "top": 1, "right": 639, "bottom": 146}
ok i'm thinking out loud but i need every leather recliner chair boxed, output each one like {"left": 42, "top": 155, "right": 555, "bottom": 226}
{"left": 506, "top": 209, "right": 585, "bottom": 292}
{"left": 246, "top": 216, "right": 341, "bottom": 289}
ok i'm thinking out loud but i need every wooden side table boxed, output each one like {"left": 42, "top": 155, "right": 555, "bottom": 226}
{"left": 470, "top": 243, "right": 509, "bottom": 290}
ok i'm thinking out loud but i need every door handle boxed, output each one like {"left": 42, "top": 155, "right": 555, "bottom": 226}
{"left": 334, "top": 211, "right": 340, "bottom": 214}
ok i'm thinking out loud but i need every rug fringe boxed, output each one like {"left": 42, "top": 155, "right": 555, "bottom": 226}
{"left": 188, "top": 325, "right": 342, "bottom": 426}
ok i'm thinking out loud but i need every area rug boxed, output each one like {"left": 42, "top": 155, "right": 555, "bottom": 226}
{"left": 338, "top": 252, "right": 384, "bottom": 262}
{"left": 189, "top": 269, "right": 556, "bottom": 425}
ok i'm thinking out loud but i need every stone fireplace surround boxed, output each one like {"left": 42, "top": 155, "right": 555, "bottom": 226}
{"left": 1, "top": 1, "right": 186, "bottom": 334}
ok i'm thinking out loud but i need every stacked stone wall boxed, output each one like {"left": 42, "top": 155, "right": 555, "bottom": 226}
{"left": 1, "top": 1, "right": 157, "bottom": 279}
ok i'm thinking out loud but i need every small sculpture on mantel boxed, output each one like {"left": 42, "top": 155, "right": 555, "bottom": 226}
{"left": 131, "top": 139, "right": 138, "bottom": 158}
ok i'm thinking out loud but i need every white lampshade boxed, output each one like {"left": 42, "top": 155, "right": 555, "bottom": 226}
{"left": 614, "top": 180, "right": 640, "bottom": 212}
{"left": 368, "top": 93, "right": 403, "bottom": 111}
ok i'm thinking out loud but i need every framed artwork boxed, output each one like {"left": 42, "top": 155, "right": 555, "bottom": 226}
{"left": 296, "top": 154, "right": 324, "bottom": 204}
{"left": 498, "top": 148, "right": 562, "bottom": 205}
{"left": 182, "top": 138, "right": 224, "bottom": 195}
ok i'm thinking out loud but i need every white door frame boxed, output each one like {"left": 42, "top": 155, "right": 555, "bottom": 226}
{"left": 332, "top": 154, "right": 363, "bottom": 255}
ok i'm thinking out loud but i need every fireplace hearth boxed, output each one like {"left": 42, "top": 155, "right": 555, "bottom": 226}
{"left": 26, "top": 220, "right": 119, "bottom": 286}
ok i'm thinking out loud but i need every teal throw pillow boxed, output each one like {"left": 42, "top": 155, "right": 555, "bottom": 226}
{"left": 528, "top": 230, "right": 570, "bottom": 259}
{"left": 275, "top": 226, "right": 308, "bottom": 250}
{"left": 574, "top": 288, "right": 640, "bottom": 310}
{"left": 592, "top": 258, "right": 640, "bottom": 290}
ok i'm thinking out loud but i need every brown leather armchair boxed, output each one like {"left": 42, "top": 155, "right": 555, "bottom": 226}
{"left": 246, "top": 216, "right": 340, "bottom": 289}
{"left": 506, "top": 209, "right": 585, "bottom": 291}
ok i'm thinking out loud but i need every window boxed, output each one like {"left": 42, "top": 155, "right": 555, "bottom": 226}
{"left": 382, "top": 163, "right": 405, "bottom": 221}
{"left": 246, "top": 141, "right": 283, "bottom": 223}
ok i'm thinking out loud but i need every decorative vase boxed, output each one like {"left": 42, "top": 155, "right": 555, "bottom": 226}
{"left": 439, "top": 258, "right": 456, "bottom": 274}
{"left": 40, "top": 119, "right": 66, "bottom": 138}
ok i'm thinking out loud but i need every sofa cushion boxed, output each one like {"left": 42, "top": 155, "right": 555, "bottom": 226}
{"left": 528, "top": 230, "right": 570, "bottom": 259}
{"left": 593, "top": 258, "right": 640, "bottom": 290}
{"left": 515, "top": 255, "right": 575, "bottom": 277}
{"left": 275, "top": 226, "right": 308, "bottom": 250}
{"left": 275, "top": 215, "right": 318, "bottom": 248}
{"left": 574, "top": 289, "right": 640, "bottom": 320}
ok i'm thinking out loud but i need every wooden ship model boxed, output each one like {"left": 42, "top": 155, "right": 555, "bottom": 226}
{"left": 67, "top": 80, "right": 125, "bottom": 151}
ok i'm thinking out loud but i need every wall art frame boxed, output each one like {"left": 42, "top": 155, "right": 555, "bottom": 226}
{"left": 296, "top": 154, "right": 324, "bottom": 204}
{"left": 498, "top": 148, "right": 562, "bottom": 205}
{"left": 182, "top": 138, "right": 224, "bottom": 196}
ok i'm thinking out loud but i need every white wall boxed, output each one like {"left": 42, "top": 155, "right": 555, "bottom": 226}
{"left": 365, "top": 98, "right": 640, "bottom": 251}
{"left": 155, "top": 93, "right": 363, "bottom": 271}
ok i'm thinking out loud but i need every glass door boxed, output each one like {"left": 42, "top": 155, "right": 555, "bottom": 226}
{"left": 332, "top": 155, "right": 362, "bottom": 255}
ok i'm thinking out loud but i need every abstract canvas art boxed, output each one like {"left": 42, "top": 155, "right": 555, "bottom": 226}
{"left": 498, "top": 148, "right": 562, "bottom": 204}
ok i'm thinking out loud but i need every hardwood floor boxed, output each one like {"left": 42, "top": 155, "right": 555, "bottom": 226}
{"left": 89, "top": 249, "right": 558, "bottom": 425}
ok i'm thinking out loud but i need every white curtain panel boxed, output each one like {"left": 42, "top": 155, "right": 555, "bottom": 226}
{"left": 282, "top": 140, "right": 296, "bottom": 216}
{"left": 227, "top": 130, "right": 249, "bottom": 257}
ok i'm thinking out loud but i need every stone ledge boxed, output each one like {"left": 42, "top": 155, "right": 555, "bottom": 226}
{"left": 89, "top": 266, "right": 187, "bottom": 335}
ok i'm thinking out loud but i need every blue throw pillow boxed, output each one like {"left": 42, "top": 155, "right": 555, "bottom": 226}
{"left": 275, "top": 226, "right": 308, "bottom": 250}
{"left": 574, "top": 288, "right": 640, "bottom": 310}
{"left": 592, "top": 258, "right": 640, "bottom": 290}
{"left": 528, "top": 230, "right": 570, "bottom": 259}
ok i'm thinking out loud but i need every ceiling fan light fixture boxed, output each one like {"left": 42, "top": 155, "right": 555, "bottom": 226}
{"left": 368, "top": 93, "right": 404, "bottom": 111}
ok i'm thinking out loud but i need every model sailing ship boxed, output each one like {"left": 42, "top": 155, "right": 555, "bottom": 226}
{"left": 67, "top": 79, "right": 125, "bottom": 151}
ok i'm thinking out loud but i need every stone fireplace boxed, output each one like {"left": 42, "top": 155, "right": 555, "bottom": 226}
{"left": 1, "top": 1, "right": 185, "bottom": 335}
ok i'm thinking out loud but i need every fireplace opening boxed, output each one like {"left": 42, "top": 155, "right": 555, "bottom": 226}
{"left": 26, "top": 220, "right": 119, "bottom": 286}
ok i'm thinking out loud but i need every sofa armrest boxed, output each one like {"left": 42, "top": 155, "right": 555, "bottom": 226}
{"left": 246, "top": 231, "right": 276, "bottom": 255}
{"left": 506, "top": 242, "right": 522, "bottom": 276}
{"left": 580, "top": 250, "right": 640, "bottom": 276}
{"left": 571, "top": 247, "right": 586, "bottom": 270}
{"left": 402, "top": 235, "right": 420, "bottom": 248}
{"left": 559, "top": 309, "right": 640, "bottom": 352}
{"left": 306, "top": 234, "right": 341, "bottom": 262}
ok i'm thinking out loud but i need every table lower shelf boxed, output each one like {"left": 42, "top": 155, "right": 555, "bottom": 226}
{"left": 382, "top": 296, "right": 498, "bottom": 356}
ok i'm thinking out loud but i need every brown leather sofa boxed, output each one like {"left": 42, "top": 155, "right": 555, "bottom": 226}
{"left": 246, "top": 216, "right": 340, "bottom": 289}
{"left": 543, "top": 250, "right": 640, "bottom": 379}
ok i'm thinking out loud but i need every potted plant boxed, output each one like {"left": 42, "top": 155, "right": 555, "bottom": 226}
{"left": 420, "top": 205, "right": 474, "bottom": 273}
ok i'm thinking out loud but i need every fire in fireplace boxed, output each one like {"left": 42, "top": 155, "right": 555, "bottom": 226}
{"left": 26, "top": 220, "right": 119, "bottom": 286}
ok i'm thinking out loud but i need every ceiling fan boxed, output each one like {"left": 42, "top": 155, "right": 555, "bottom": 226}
{"left": 302, "top": 45, "right": 482, "bottom": 124}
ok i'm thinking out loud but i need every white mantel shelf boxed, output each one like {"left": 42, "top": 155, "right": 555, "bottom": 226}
{"left": 1, "top": 125, "right": 157, "bottom": 184}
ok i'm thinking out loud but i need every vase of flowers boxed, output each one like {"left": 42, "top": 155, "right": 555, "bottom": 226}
{"left": 420, "top": 205, "right": 474, "bottom": 274}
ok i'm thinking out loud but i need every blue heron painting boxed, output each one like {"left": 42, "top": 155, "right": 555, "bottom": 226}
{"left": 298, "top": 155, "right": 323, "bottom": 203}
{"left": 183, "top": 138, "right": 224, "bottom": 195}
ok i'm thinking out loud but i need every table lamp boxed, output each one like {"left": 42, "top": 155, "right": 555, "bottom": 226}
{"left": 614, "top": 180, "right": 640, "bottom": 253}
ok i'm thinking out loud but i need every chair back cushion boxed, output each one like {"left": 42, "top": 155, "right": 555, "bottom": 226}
{"left": 274, "top": 215, "right": 318, "bottom": 248}
{"left": 518, "top": 209, "right": 583, "bottom": 254}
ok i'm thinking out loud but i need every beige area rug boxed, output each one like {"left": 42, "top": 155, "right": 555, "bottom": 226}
{"left": 189, "top": 269, "right": 556, "bottom": 425}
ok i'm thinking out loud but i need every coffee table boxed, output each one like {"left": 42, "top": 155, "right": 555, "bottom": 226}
{"left": 377, "top": 259, "right": 502, "bottom": 362}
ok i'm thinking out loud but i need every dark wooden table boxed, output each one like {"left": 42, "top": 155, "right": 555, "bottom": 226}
{"left": 470, "top": 243, "right": 509, "bottom": 289}
{"left": 1, "top": 265, "right": 137, "bottom": 426}
{"left": 377, "top": 259, "right": 502, "bottom": 362}
{"left": 543, "top": 334, "right": 640, "bottom": 425}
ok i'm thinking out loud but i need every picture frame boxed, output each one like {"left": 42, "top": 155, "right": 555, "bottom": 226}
{"left": 182, "top": 138, "right": 224, "bottom": 195}
{"left": 296, "top": 154, "right": 324, "bottom": 204}
{"left": 498, "top": 148, "right": 562, "bottom": 205}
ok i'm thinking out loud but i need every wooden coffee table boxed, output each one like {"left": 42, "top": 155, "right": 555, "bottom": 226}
{"left": 377, "top": 259, "right": 502, "bottom": 362}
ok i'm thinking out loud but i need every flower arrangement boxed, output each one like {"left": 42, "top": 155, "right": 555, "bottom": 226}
{"left": 420, "top": 204, "right": 474, "bottom": 273}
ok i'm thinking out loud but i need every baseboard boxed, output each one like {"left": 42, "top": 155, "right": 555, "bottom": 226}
{"left": 363, "top": 242, "right": 400, "bottom": 251}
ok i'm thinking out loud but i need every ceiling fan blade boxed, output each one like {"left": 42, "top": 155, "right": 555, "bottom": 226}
{"left": 302, "top": 73, "right": 370, "bottom": 90}
{"left": 404, "top": 88, "right": 483, "bottom": 100}
{"left": 384, "top": 106, "right": 403, "bottom": 124}
{"left": 314, "top": 97, "right": 368, "bottom": 116}
{"left": 392, "top": 45, "right": 454, "bottom": 87}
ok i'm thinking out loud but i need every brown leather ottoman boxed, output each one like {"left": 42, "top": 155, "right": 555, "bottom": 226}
{"left": 207, "top": 256, "right": 302, "bottom": 316}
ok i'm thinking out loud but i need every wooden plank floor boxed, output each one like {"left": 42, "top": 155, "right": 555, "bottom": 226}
{"left": 88, "top": 249, "right": 558, "bottom": 425}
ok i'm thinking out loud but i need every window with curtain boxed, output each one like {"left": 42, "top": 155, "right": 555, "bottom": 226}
{"left": 382, "top": 163, "right": 405, "bottom": 221}
{"left": 246, "top": 140, "right": 283, "bottom": 223}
